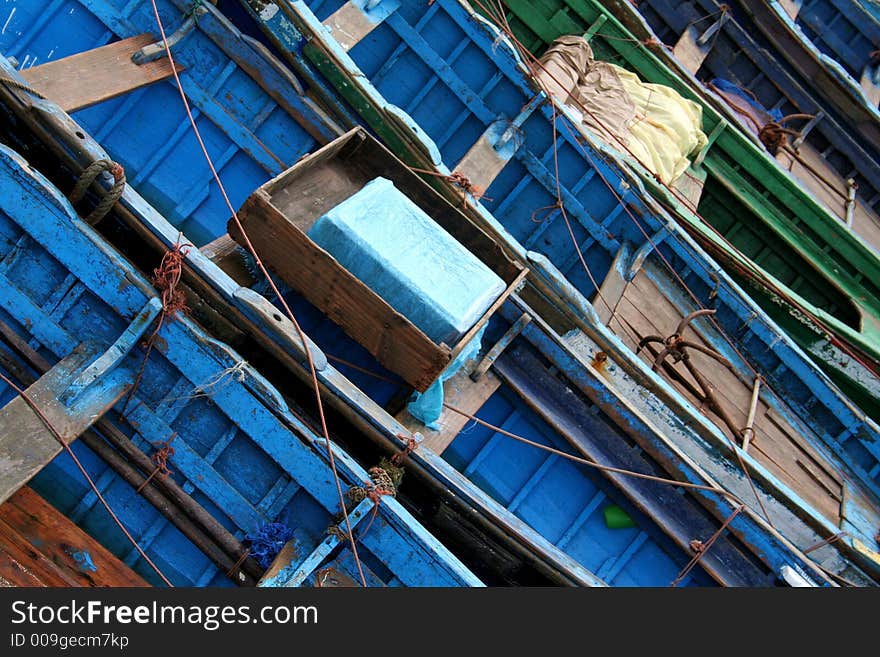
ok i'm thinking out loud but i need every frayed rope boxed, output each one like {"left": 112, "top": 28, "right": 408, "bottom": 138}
{"left": 245, "top": 522, "right": 295, "bottom": 569}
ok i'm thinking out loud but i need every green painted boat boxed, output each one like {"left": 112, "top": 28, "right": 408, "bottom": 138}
{"left": 474, "top": 0, "right": 880, "bottom": 420}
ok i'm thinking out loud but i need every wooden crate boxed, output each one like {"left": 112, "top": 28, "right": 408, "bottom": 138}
{"left": 230, "top": 128, "right": 526, "bottom": 391}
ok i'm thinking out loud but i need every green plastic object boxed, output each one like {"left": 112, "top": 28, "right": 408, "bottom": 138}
{"left": 604, "top": 504, "right": 637, "bottom": 529}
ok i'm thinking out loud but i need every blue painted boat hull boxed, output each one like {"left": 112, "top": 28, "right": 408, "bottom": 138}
{"left": 228, "top": 0, "right": 880, "bottom": 580}
{"left": 1, "top": 0, "right": 875, "bottom": 586}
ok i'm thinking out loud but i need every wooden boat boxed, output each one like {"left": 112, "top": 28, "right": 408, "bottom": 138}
{"left": 390, "top": 0, "right": 880, "bottom": 422}
{"left": 732, "top": 0, "right": 880, "bottom": 142}
{"left": 0, "top": 0, "right": 484, "bottom": 588}
{"left": 596, "top": 0, "right": 880, "bottom": 251}
{"left": 0, "top": 0, "right": 860, "bottom": 585}
{"left": 0, "top": 138, "right": 481, "bottom": 587}
{"left": 229, "top": 0, "right": 880, "bottom": 581}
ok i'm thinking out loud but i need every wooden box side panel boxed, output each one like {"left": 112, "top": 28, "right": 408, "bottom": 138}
{"left": 262, "top": 128, "right": 524, "bottom": 283}
{"left": 231, "top": 193, "right": 451, "bottom": 391}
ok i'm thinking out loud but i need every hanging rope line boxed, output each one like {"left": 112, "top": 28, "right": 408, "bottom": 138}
{"left": 670, "top": 504, "right": 743, "bottom": 587}
{"left": 147, "top": 0, "right": 370, "bottom": 587}
{"left": 0, "top": 75, "right": 46, "bottom": 99}
{"left": 135, "top": 432, "right": 177, "bottom": 494}
{"left": 0, "top": 370, "right": 174, "bottom": 586}
{"left": 120, "top": 238, "right": 191, "bottom": 417}
{"left": 478, "top": 0, "right": 876, "bottom": 381}
{"left": 442, "top": 401, "right": 746, "bottom": 503}
{"left": 320, "top": 351, "right": 841, "bottom": 581}
{"left": 470, "top": 1, "right": 779, "bottom": 525}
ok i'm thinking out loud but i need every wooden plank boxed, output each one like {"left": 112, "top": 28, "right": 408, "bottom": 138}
{"left": 672, "top": 167, "right": 706, "bottom": 211}
{"left": 200, "top": 233, "right": 258, "bottom": 286}
{"left": 778, "top": 0, "right": 803, "bottom": 19}
{"left": 20, "top": 34, "right": 183, "bottom": 113}
{"left": 765, "top": 408, "right": 844, "bottom": 491}
{"left": 0, "top": 487, "right": 149, "bottom": 587}
{"left": 777, "top": 144, "right": 880, "bottom": 251}
{"left": 614, "top": 271, "right": 845, "bottom": 521}
{"left": 396, "top": 369, "right": 501, "bottom": 454}
{"left": 595, "top": 245, "right": 631, "bottom": 324}
{"left": 0, "top": 347, "right": 130, "bottom": 504}
{"left": 324, "top": 1, "right": 393, "bottom": 51}
{"left": 231, "top": 192, "right": 451, "bottom": 391}
{"left": 455, "top": 125, "right": 516, "bottom": 195}
{"left": 672, "top": 25, "right": 713, "bottom": 74}
{"left": 0, "top": 516, "right": 81, "bottom": 587}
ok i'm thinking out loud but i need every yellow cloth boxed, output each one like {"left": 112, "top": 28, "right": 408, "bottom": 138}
{"left": 536, "top": 37, "right": 708, "bottom": 184}
{"left": 613, "top": 64, "right": 708, "bottom": 184}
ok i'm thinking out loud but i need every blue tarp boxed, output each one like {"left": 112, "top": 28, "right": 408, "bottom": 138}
{"left": 709, "top": 78, "right": 784, "bottom": 122}
{"left": 308, "top": 177, "right": 505, "bottom": 345}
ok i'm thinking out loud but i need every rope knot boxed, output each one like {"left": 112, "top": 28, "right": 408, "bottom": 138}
{"left": 109, "top": 162, "right": 125, "bottom": 182}
{"left": 121, "top": 240, "right": 192, "bottom": 417}
{"left": 151, "top": 437, "right": 176, "bottom": 476}
{"left": 347, "top": 466, "right": 397, "bottom": 506}
{"left": 135, "top": 432, "right": 177, "bottom": 493}
{"left": 758, "top": 114, "right": 814, "bottom": 154}
{"left": 69, "top": 159, "right": 127, "bottom": 224}
{"left": 152, "top": 242, "right": 191, "bottom": 318}
{"left": 448, "top": 171, "right": 489, "bottom": 202}
{"left": 389, "top": 433, "right": 418, "bottom": 467}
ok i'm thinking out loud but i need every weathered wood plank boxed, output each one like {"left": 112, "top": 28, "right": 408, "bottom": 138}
{"left": 595, "top": 245, "right": 631, "bottom": 324}
{"left": 0, "top": 487, "right": 149, "bottom": 587}
{"left": 778, "top": 0, "right": 803, "bottom": 19}
{"left": 20, "top": 34, "right": 182, "bottom": 113}
{"left": 0, "top": 346, "right": 130, "bottom": 504}
{"left": 397, "top": 369, "right": 501, "bottom": 454}
{"left": 200, "top": 233, "right": 258, "bottom": 287}
{"left": 324, "top": 1, "right": 394, "bottom": 51}
{"left": 0, "top": 516, "right": 81, "bottom": 587}
{"left": 672, "top": 25, "right": 713, "bottom": 75}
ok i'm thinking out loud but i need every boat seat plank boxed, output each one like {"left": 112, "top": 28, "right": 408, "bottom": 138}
{"left": 0, "top": 347, "right": 129, "bottom": 505}
{"left": 396, "top": 368, "right": 501, "bottom": 455}
{"left": 20, "top": 34, "right": 182, "bottom": 113}
{"left": 0, "top": 487, "right": 149, "bottom": 587}
{"left": 778, "top": 0, "right": 803, "bottom": 19}
{"left": 671, "top": 23, "right": 719, "bottom": 74}
{"left": 595, "top": 244, "right": 631, "bottom": 324}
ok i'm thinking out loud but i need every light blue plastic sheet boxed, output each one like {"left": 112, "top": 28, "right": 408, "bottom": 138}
{"left": 406, "top": 325, "right": 486, "bottom": 429}
{"left": 308, "top": 177, "right": 505, "bottom": 345}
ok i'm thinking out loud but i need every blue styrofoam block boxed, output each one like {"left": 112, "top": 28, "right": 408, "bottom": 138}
{"left": 308, "top": 177, "right": 506, "bottom": 344}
